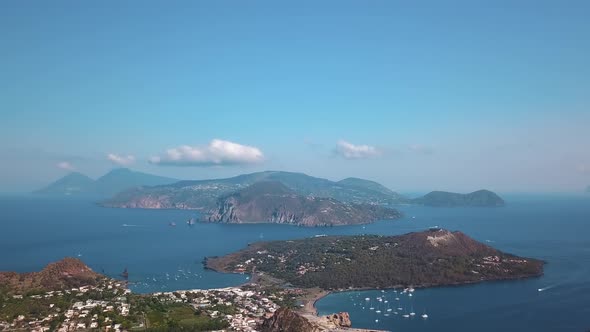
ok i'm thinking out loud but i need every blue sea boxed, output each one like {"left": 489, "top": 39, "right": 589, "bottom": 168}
{"left": 1, "top": 194, "right": 589, "bottom": 331}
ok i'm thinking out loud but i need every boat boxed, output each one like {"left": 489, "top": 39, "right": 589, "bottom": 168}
{"left": 422, "top": 312, "right": 429, "bottom": 319}
{"left": 429, "top": 225, "right": 441, "bottom": 231}
{"left": 409, "top": 305, "right": 416, "bottom": 316}
{"left": 375, "top": 310, "right": 381, "bottom": 313}
{"left": 187, "top": 217, "right": 196, "bottom": 226}
{"left": 397, "top": 307, "right": 403, "bottom": 311}
{"left": 169, "top": 222, "right": 176, "bottom": 227}
{"left": 120, "top": 268, "right": 129, "bottom": 279}
{"left": 403, "top": 314, "right": 410, "bottom": 318}
{"left": 365, "top": 297, "right": 370, "bottom": 301}
{"left": 313, "top": 234, "right": 327, "bottom": 238}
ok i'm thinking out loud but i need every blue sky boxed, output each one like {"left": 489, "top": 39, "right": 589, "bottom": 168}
{"left": 1, "top": 1, "right": 589, "bottom": 193}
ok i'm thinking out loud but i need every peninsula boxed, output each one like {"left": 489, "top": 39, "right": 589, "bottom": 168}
{"left": 205, "top": 229, "right": 543, "bottom": 290}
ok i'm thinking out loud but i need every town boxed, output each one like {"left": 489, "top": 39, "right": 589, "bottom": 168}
{"left": 0, "top": 278, "right": 292, "bottom": 332}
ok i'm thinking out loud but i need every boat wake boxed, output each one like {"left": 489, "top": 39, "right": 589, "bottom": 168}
{"left": 537, "top": 284, "right": 557, "bottom": 292}
{"left": 121, "top": 224, "right": 144, "bottom": 227}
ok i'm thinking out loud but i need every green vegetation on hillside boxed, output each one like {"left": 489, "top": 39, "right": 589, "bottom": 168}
{"left": 206, "top": 230, "right": 543, "bottom": 290}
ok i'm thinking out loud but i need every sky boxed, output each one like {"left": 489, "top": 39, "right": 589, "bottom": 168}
{"left": 1, "top": 0, "right": 589, "bottom": 193}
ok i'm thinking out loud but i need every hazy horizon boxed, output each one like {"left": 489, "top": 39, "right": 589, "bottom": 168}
{"left": 2, "top": 1, "right": 589, "bottom": 193}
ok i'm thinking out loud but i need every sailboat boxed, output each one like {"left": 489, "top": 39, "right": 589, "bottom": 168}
{"left": 421, "top": 310, "right": 429, "bottom": 319}
{"left": 409, "top": 305, "right": 416, "bottom": 316}
{"left": 187, "top": 217, "right": 196, "bottom": 226}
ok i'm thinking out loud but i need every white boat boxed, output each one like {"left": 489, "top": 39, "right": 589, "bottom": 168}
{"left": 375, "top": 319, "right": 379, "bottom": 323}
{"left": 365, "top": 297, "right": 370, "bottom": 301}
{"left": 409, "top": 293, "right": 413, "bottom": 297}
{"left": 375, "top": 310, "right": 381, "bottom": 313}
{"left": 397, "top": 307, "right": 403, "bottom": 311}
{"left": 403, "top": 314, "right": 410, "bottom": 318}
{"left": 422, "top": 313, "right": 429, "bottom": 319}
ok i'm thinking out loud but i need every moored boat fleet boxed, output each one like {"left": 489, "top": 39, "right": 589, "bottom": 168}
{"left": 353, "top": 287, "right": 429, "bottom": 324}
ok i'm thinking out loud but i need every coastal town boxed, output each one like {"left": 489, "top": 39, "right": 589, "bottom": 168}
{"left": 0, "top": 276, "right": 295, "bottom": 332}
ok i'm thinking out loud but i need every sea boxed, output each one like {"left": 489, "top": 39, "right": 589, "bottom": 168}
{"left": 0, "top": 194, "right": 589, "bottom": 331}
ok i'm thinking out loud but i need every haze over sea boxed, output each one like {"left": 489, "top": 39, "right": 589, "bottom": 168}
{"left": 1, "top": 194, "right": 589, "bottom": 331}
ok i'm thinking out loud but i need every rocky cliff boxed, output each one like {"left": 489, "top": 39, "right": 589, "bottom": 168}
{"left": 207, "top": 181, "right": 401, "bottom": 226}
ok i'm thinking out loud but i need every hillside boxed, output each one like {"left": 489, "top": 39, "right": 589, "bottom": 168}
{"left": 412, "top": 190, "right": 505, "bottom": 207}
{"left": 207, "top": 181, "right": 401, "bottom": 226}
{"left": 0, "top": 258, "right": 103, "bottom": 294}
{"left": 104, "top": 170, "right": 407, "bottom": 210}
{"left": 205, "top": 229, "right": 543, "bottom": 290}
{"left": 34, "top": 168, "right": 177, "bottom": 198}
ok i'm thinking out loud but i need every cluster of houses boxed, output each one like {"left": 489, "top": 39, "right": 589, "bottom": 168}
{"left": 152, "top": 286, "right": 281, "bottom": 331}
{"left": 0, "top": 280, "right": 132, "bottom": 332}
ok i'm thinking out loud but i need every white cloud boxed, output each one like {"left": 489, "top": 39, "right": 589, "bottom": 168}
{"left": 107, "top": 153, "right": 136, "bottom": 166}
{"left": 149, "top": 139, "right": 264, "bottom": 166}
{"left": 335, "top": 140, "right": 381, "bottom": 159}
{"left": 57, "top": 161, "right": 75, "bottom": 171}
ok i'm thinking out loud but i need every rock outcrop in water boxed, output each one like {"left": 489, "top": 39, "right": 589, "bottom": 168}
{"left": 0, "top": 258, "right": 103, "bottom": 294}
{"left": 412, "top": 189, "right": 505, "bottom": 207}
{"left": 260, "top": 308, "right": 320, "bottom": 332}
{"left": 207, "top": 181, "right": 401, "bottom": 227}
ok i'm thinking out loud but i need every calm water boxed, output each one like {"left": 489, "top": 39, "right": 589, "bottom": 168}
{"left": 1, "top": 194, "right": 589, "bottom": 331}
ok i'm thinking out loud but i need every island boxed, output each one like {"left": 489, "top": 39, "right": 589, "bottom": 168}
{"left": 205, "top": 229, "right": 542, "bottom": 290}
{"left": 412, "top": 189, "right": 505, "bottom": 207}
{"left": 207, "top": 181, "right": 402, "bottom": 227}
{"left": 102, "top": 170, "right": 408, "bottom": 210}
{"left": 34, "top": 168, "right": 177, "bottom": 198}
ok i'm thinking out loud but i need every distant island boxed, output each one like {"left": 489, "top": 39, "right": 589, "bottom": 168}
{"left": 34, "top": 168, "right": 177, "bottom": 198}
{"left": 207, "top": 181, "right": 401, "bottom": 227}
{"left": 205, "top": 229, "right": 542, "bottom": 290}
{"left": 412, "top": 189, "right": 505, "bottom": 207}
{"left": 102, "top": 170, "right": 408, "bottom": 210}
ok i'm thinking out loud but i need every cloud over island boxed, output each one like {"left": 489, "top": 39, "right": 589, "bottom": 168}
{"left": 335, "top": 140, "right": 381, "bottom": 159}
{"left": 107, "top": 153, "right": 136, "bottom": 166}
{"left": 149, "top": 139, "right": 264, "bottom": 166}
